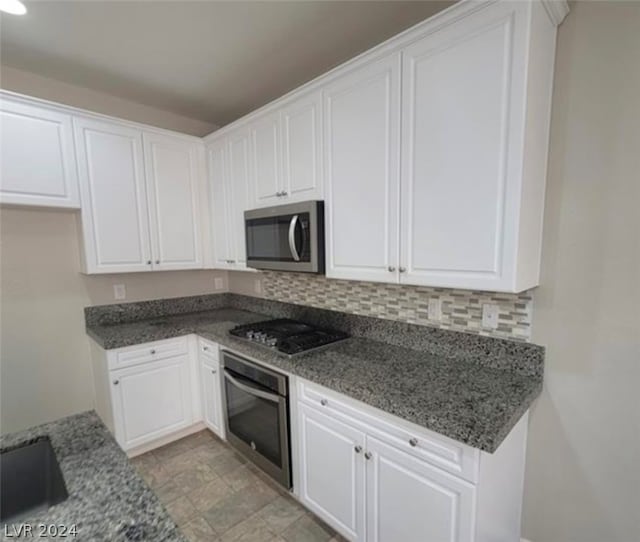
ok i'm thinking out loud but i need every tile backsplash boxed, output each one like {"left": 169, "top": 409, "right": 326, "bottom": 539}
{"left": 260, "top": 272, "right": 533, "bottom": 342}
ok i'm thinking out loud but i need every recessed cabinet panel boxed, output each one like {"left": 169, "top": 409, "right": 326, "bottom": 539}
{"left": 251, "top": 112, "right": 281, "bottom": 207}
{"left": 228, "top": 128, "right": 252, "bottom": 267}
{"left": 0, "top": 97, "right": 79, "bottom": 207}
{"left": 400, "top": 4, "right": 525, "bottom": 289}
{"left": 366, "top": 436, "right": 475, "bottom": 542}
{"left": 324, "top": 53, "right": 401, "bottom": 283}
{"left": 144, "top": 133, "right": 201, "bottom": 269}
{"left": 74, "top": 117, "right": 152, "bottom": 273}
{"left": 111, "top": 355, "right": 192, "bottom": 450}
{"left": 207, "top": 141, "right": 234, "bottom": 267}
{"left": 281, "top": 91, "right": 323, "bottom": 202}
{"left": 298, "top": 404, "right": 366, "bottom": 541}
{"left": 200, "top": 361, "right": 223, "bottom": 437}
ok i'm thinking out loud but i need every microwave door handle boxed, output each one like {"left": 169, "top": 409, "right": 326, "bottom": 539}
{"left": 223, "top": 369, "right": 280, "bottom": 403}
{"left": 288, "top": 215, "right": 301, "bottom": 261}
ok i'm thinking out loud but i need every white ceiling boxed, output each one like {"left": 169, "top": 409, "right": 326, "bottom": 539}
{"left": 0, "top": 1, "right": 454, "bottom": 126}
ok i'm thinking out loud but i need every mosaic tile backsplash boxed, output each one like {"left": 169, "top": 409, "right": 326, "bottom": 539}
{"left": 260, "top": 272, "right": 533, "bottom": 342}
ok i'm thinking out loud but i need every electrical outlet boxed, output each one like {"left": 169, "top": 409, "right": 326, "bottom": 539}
{"left": 482, "top": 304, "right": 499, "bottom": 329}
{"left": 428, "top": 298, "right": 442, "bottom": 321}
{"left": 214, "top": 277, "right": 224, "bottom": 290}
{"left": 113, "top": 284, "right": 126, "bottom": 300}
{"left": 254, "top": 279, "right": 262, "bottom": 294}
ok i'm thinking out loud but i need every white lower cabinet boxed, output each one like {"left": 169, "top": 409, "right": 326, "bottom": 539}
{"left": 111, "top": 354, "right": 193, "bottom": 450}
{"left": 199, "top": 339, "right": 224, "bottom": 438}
{"left": 365, "top": 436, "right": 474, "bottom": 542}
{"left": 298, "top": 404, "right": 366, "bottom": 541}
{"left": 296, "top": 378, "right": 528, "bottom": 542}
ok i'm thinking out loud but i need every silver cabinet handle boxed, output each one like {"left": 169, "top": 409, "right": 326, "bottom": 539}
{"left": 354, "top": 445, "right": 362, "bottom": 454}
{"left": 320, "top": 399, "right": 328, "bottom": 406}
{"left": 150, "top": 349, "right": 156, "bottom": 354}
{"left": 147, "top": 260, "right": 152, "bottom": 265}
{"left": 226, "top": 259, "right": 236, "bottom": 264}
{"left": 113, "top": 380, "right": 119, "bottom": 385}
{"left": 281, "top": 191, "right": 288, "bottom": 196}
{"left": 399, "top": 267, "right": 407, "bottom": 273}
{"left": 203, "top": 346, "right": 209, "bottom": 351}
{"left": 288, "top": 214, "right": 301, "bottom": 261}
{"left": 155, "top": 260, "right": 160, "bottom": 264}
{"left": 364, "top": 452, "right": 373, "bottom": 460}
{"left": 388, "top": 266, "right": 396, "bottom": 272}
{"left": 409, "top": 438, "right": 418, "bottom": 447}
{"left": 211, "top": 369, "right": 217, "bottom": 374}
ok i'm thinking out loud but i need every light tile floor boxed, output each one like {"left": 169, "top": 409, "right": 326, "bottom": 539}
{"left": 131, "top": 430, "right": 347, "bottom": 542}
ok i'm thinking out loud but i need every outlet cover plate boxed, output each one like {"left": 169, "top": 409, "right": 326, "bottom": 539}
{"left": 482, "top": 304, "right": 499, "bottom": 329}
{"left": 113, "top": 284, "right": 126, "bottom": 300}
{"left": 428, "top": 298, "right": 442, "bottom": 321}
{"left": 214, "top": 277, "right": 224, "bottom": 290}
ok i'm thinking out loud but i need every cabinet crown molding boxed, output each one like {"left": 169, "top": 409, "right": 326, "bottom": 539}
{"left": 541, "top": 0, "right": 570, "bottom": 26}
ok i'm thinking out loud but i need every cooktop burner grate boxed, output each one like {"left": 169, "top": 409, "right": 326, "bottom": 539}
{"left": 229, "top": 319, "right": 349, "bottom": 355}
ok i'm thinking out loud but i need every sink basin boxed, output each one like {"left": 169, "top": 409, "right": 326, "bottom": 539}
{"left": 1, "top": 437, "right": 68, "bottom": 523}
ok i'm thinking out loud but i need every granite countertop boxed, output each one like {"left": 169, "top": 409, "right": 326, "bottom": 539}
{"left": 86, "top": 307, "right": 542, "bottom": 453}
{"left": 0, "top": 412, "right": 186, "bottom": 542}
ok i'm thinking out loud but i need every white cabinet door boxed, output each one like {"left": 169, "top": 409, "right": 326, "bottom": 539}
{"left": 111, "top": 355, "right": 193, "bottom": 450}
{"left": 200, "top": 359, "right": 223, "bottom": 438}
{"left": 281, "top": 90, "right": 323, "bottom": 203}
{"left": 366, "top": 436, "right": 475, "bottom": 542}
{"left": 144, "top": 132, "right": 202, "bottom": 270}
{"left": 74, "top": 117, "right": 152, "bottom": 273}
{"left": 0, "top": 96, "right": 79, "bottom": 208}
{"left": 207, "top": 139, "right": 235, "bottom": 268}
{"left": 227, "top": 127, "right": 252, "bottom": 268}
{"left": 324, "top": 53, "right": 401, "bottom": 284}
{"left": 298, "top": 404, "right": 366, "bottom": 542}
{"left": 400, "top": 2, "right": 527, "bottom": 291}
{"left": 250, "top": 111, "right": 281, "bottom": 208}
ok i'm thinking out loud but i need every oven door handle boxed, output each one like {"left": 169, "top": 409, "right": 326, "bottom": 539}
{"left": 288, "top": 214, "right": 301, "bottom": 261}
{"left": 223, "top": 369, "right": 281, "bottom": 403}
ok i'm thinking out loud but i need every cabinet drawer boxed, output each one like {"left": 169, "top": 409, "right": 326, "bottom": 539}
{"left": 298, "top": 379, "right": 479, "bottom": 483}
{"left": 110, "top": 337, "right": 189, "bottom": 370}
{"left": 198, "top": 338, "right": 219, "bottom": 361}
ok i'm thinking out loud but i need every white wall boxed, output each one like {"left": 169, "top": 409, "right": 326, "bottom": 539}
{"left": 522, "top": 3, "right": 640, "bottom": 541}
{"left": 0, "top": 65, "right": 217, "bottom": 136}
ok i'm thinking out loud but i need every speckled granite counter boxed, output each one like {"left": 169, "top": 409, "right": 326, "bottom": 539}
{"left": 85, "top": 294, "right": 545, "bottom": 453}
{"left": 0, "top": 412, "right": 186, "bottom": 542}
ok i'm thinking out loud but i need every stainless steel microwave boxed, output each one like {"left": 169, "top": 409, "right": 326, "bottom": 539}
{"left": 245, "top": 201, "right": 324, "bottom": 273}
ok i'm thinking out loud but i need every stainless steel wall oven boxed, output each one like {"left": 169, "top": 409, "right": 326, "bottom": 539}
{"left": 221, "top": 351, "right": 291, "bottom": 488}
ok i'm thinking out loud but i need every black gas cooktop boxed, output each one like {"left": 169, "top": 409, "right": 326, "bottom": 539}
{"left": 229, "top": 319, "right": 349, "bottom": 355}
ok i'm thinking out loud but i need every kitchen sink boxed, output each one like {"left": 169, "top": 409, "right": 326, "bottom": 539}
{"left": 0, "top": 437, "right": 68, "bottom": 523}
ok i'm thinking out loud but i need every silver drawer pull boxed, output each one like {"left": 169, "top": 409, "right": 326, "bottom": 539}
{"left": 409, "top": 438, "right": 418, "bottom": 447}
{"left": 203, "top": 346, "right": 209, "bottom": 351}
{"left": 320, "top": 399, "right": 328, "bottom": 406}
{"left": 354, "top": 445, "right": 362, "bottom": 454}
{"left": 364, "top": 452, "right": 373, "bottom": 460}
{"left": 113, "top": 380, "right": 119, "bottom": 385}
{"left": 150, "top": 349, "right": 156, "bottom": 354}
{"left": 211, "top": 369, "right": 217, "bottom": 374}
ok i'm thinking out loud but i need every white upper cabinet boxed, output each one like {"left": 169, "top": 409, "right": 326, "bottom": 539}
{"left": 227, "top": 127, "right": 252, "bottom": 268}
{"left": 207, "top": 139, "right": 234, "bottom": 268}
{"left": 250, "top": 110, "right": 281, "bottom": 207}
{"left": 324, "top": 53, "right": 401, "bottom": 284}
{"left": 400, "top": 1, "right": 537, "bottom": 291}
{"left": 0, "top": 94, "right": 80, "bottom": 208}
{"left": 206, "top": 126, "right": 253, "bottom": 271}
{"left": 143, "top": 132, "right": 202, "bottom": 270}
{"left": 74, "top": 117, "right": 153, "bottom": 273}
{"left": 280, "top": 90, "right": 323, "bottom": 203}
{"left": 248, "top": 90, "right": 323, "bottom": 209}
{"left": 76, "top": 116, "right": 204, "bottom": 274}
{"left": 320, "top": 0, "right": 563, "bottom": 292}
